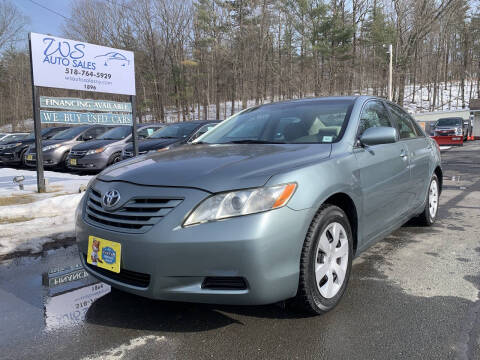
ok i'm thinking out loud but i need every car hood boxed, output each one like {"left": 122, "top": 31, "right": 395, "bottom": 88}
{"left": 125, "top": 138, "right": 181, "bottom": 152}
{"left": 30, "top": 139, "right": 72, "bottom": 150}
{"left": 72, "top": 139, "right": 119, "bottom": 151}
{"left": 98, "top": 143, "right": 332, "bottom": 192}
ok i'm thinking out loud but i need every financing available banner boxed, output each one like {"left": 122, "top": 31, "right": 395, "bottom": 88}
{"left": 40, "top": 96, "right": 132, "bottom": 112}
{"left": 30, "top": 32, "right": 135, "bottom": 95}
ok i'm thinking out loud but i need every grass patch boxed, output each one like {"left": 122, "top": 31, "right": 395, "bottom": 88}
{"left": 0, "top": 216, "right": 35, "bottom": 224}
{"left": 0, "top": 194, "right": 36, "bottom": 206}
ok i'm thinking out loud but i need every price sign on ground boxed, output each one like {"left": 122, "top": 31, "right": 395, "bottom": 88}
{"left": 30, "top": 32, "right": 135, "bottom": 95}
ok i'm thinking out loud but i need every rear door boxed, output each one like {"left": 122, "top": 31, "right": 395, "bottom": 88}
{"left": 354, "top": 100, "right": 411, "bottom": 241}
{"left": 386, "top": 103, "right": 431, "bottom": 210}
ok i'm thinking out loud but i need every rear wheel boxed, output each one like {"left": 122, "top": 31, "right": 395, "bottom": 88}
{"left": 417, "top": 174, "right": 439, "bottom": 226}
{"left": 290, "top": 204, "right": 353, "bottom": 315}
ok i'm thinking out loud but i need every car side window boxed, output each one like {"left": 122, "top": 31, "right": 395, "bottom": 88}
{"left": 82, "top": 127, "right": 104, "bottom": 140}
{"left": 190, "top": 124, "right": 217, "bottom": 141}
{"left": 358, "top": 101, "right": 392, "bottom": 137}
{"left": 138, "top": 127, "right": 158, "bottom": 139}
{"left": 387, "top": 104, "right": 417, "bottom": 139}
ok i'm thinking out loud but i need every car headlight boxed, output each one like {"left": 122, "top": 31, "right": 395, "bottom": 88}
{"left": 42, "top": 144, "right": 61, "bottom": 151}
{"left": 183, "top": 183, "right": 297, "bottom": 226}
{"left": 4, "top": 142, "right": 22, "bottom": 149}
{"left": 455, "top": 127, "right": 462, "bottom": 135}
{"left": 86, "top": 147, "right": 105, "bottom": 155}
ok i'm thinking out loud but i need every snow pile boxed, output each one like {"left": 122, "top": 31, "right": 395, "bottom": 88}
{"left": 0, "top": 168, "right": 92, "bottom": 257}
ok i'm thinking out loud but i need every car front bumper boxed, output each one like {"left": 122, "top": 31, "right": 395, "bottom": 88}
{"left": 67, "top": 153, "right": 110, "bottom": 170}
{"left": 25, "top": 149, "right": 65, "bottom": 167}
{"left": 0, "top": 148, "right": 24, "bottom": 164}
{"left": 76, "top": 181, "right": 311, "bottom": 305}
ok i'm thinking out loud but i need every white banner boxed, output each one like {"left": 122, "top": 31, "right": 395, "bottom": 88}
{"left": 30, "top": 32, "right": 135, "bottom": 95}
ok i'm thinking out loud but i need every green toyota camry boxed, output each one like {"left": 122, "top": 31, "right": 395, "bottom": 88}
{"left": 76, "top": 96, "right": 442, "bottom": 314}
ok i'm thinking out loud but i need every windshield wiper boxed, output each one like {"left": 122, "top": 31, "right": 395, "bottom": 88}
{"left": 154, "top": 136, "right": 178, "bottom": 139}
{"left": 222, "top": 140, "right": 286, "bottom": 144}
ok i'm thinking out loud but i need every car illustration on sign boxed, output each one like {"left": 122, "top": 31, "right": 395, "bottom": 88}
{"left": 95, "top": 52, "right": 130, "bottom": 67}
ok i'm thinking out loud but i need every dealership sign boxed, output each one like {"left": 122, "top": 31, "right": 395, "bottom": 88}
{"left": 40, "top": 110, "right": 132, "bottom": 125}
{"left": 40, "top": 96, "right": 131, "bottom": 112}
{"left": 30, "top": 32, "right": 135, "bottom": 95}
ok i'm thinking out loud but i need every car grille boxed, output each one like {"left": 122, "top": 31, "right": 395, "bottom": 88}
{"left": 435, "top": 130, "right": 455, "bottom": 136}
{"left": 85, "top": 187, "right": 183, "bottom": 233}
{"left": 83, "top": 254, "right": 150, "bottom": 288}
{"left": 70, "top": 150, "right": 87, "bottom": 157}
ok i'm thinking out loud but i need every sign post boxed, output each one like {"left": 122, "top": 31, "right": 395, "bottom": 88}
{"left": 130, "top": 95, "right": 138, "bottom": 156}
{"left": 29, "top": 32, "right": 136, "bottom": 192}
{"left": 28, "top": 33, "right": 46, "bottom": 192}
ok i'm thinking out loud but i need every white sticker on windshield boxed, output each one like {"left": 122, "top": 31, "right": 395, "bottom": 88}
{"left": 147, "top": 129, "right": 154, "bottom": 136}
{"left": 322, "top": 136, "right": 333, "bottom": 142}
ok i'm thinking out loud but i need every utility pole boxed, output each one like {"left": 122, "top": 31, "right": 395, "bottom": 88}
{"left": 388, "top": 44, "right": 393, "bottom": 101}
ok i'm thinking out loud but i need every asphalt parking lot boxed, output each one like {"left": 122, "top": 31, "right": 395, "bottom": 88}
{"left": 0, "top": 142, "right": 479, "bottom": 360}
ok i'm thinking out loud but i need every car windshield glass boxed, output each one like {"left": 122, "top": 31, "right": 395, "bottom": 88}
{"left": 436, "top": 118, "right": 461, "bottom": 126}
{"left": 0, "top": 134, "right": 26, "bottom": 143}
{"left": 197, "top": 100, "right": 354, "bottom": 144}
{"left": 51, "top": 127, "right": 87, "bottom": 140}
{"left": 97, "top": 126, "right": 131, "bottom": 140}
{"left": 149, "top": 123, "right": 199, "bottom": 139}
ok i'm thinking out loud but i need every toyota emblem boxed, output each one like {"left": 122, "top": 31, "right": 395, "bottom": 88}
{"left": 102, "top": 189, "right": 121, "bottom": 208}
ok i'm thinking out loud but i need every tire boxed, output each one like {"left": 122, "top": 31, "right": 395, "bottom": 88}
{"left": 59, "top": 152, "right": 69, "bottom": 169}
{"left": 107, "top": 152, "right": 121, "bottom": 166}
{"left": 20, "top": 148, "right": 28, "bottom": 167}
{"left": 290, "top": 204, "right": 353, "bottom": 315}
{"left": 417, "top": 174, "right": 439, "bottom": 226}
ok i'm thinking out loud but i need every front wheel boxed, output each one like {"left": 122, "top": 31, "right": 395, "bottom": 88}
{"left": 417, "top": 174, "right": 440, "bottom": 226}
{"left": 290, "top": 204, "right": 353, "bottom": 315}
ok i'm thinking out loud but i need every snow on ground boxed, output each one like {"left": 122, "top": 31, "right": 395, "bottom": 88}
{"left": 0, "top": 168, "right": 92, "bottom": 257}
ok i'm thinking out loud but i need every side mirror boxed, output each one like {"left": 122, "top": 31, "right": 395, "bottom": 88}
{"left": 359, "top": 126, "right": 397, "bottom": 146}
{"left": 82, "top": 135, "right": 94, "bottom": 141}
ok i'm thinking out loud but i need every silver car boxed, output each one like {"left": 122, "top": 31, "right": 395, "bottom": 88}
{"left": 76, "top": 96, "right": 442, "bottom": 314}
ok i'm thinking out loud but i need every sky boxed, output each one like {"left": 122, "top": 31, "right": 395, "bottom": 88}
{"left": 16, "top": 0, "right": 72, "bottom": 37}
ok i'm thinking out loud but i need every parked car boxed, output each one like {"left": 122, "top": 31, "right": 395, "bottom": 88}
{"left": 0, "top": 133, "right": 29, "bottom": 143}
{"left": 432, "top": 117, "right": 465, "bottom": 140}
{"left": 25, "top": 125, "right": 110, "bottom": 168}
{"left": 67, "top": 124, "right": 164, "bottom": 171}
{"left": 0, "top": 127, "right": 69, "bottom": 166}
{"left": 122, "top": 121, "right": 219, "bottom": 158}
{"left": 76, "top": 96, "right": 441, "bottom": 315}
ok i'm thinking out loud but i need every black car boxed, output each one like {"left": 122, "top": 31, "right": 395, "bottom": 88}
{"left": 67, "top": 123, "right": 164, "bottom": 171}
{"left": 0, "top": 127, "right": 69, "bottom": 166}
{"left": 123, "top": 120, "right": 219, "bottom": 158}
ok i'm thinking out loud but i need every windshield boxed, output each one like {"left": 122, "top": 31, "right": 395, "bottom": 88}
{"left": 436, "top": 118, "right": 462, "bottom": 127}
{"left": 51, "top": 126, "right": 87, "bottom": 140}
{"left": 97, "top": 126, "right": 131, "bottom": 140}
{"left": 149, "top": 123, "right": 200, "bottom": 139}
{"left": 197, "top": 100, "right": 354, "bottom": 144}
{"left": 0, "top": 134, "right": 27, "bottom": 143}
